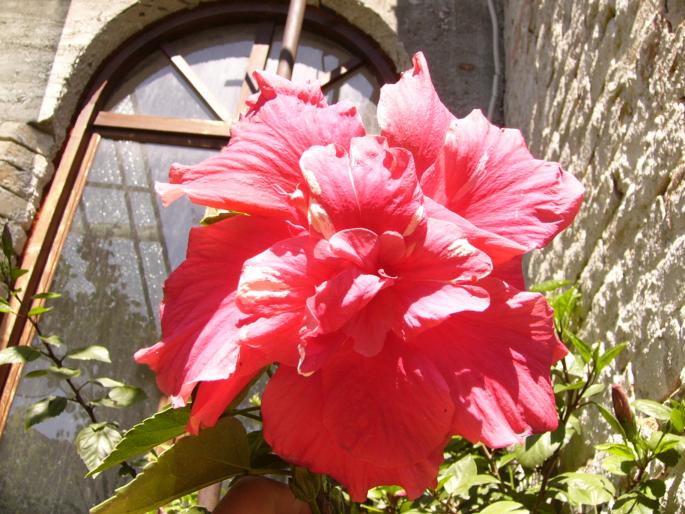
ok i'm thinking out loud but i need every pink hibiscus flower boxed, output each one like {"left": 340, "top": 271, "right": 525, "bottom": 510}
{"left": 135, "top": 53, "right": 583, "bottom": 501}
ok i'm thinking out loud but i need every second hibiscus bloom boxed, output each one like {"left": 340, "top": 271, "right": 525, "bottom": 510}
{"left": 136, "top": 52, "right": 584, "bottom": 500}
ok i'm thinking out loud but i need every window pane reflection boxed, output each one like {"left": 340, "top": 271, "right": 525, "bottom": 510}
{"left": 0, "top": 141, "right": 211, "bottom": 514}
{"left": 104, "top": 50, "right": 214, "bottom": 120}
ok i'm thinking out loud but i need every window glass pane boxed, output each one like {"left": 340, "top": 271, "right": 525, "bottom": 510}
{"left": 327, "top": 68, "right": 380, "bottom": 134}
{"left": 174, "top": 24, "right": 256, "bottom": 116}
{"left": 0, "top": 140, "right": 212, "bottom": 514}
{"left": 265, "top": 28, "right": 351, "bottom": 82}
{"left": 104, "top": 50, "right": 214, "bottom": 120}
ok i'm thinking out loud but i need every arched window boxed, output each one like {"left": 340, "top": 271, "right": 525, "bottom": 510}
{"left": 0, "top": 4, "right": 395, "bottom": 512}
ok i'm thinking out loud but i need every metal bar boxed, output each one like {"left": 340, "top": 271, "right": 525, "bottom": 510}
{"left": 94, "top": 111, "right": 232, "bottom": 139}
{"left": 320, "top": 56, "right": 364, "bottom": 92}
{"left": 234, "top": 21, "right": 276, "bottom": 118}
{"left": 160, "top": 42, "right": 233, "bottom": 122}
{"left": 276, "top": 0, "right": 306, "bottom": 79}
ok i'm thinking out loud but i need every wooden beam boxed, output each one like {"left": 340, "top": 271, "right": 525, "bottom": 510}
{"left": 320, "top": 56, "right": 364, "bottom": 92}
{"left": 94, "top": 111, "right": 231, "bottom": 138}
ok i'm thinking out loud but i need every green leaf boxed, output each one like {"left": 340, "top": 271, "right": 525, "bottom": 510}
{"left": 562, "top": 329, "right": 592, "bottom": 364}
{"left": 0, "top": 345, "right": 41, "bottom": 365}
{"left": 581, "top": 383, "right": 606, "bottom": 399}
{"left": 641, "top": 479, "right": 666, "bottom": 500}
{"left": 26, "top": 365, "right": 81, "bottom": 379}
{"left": 596, "top": 342, "right": 627, "bottom": 372}
{"left": 27, "top": 305, "right": 52, "bottom": 317}
{"left": 553, "top": 380, "right": 585, "bottom": 394}
{"left": 554, "top": 472, "right": 615, "bottom": 506}
{"left": 479, "top": 500, "right": 529, "bottom": 514}
{"left": 670, "top": 403, "right": 685, "bottom": 432}
{"left": 10, "top": 268, "right": 28, "bottom": 281}
{"left": 32, "top": 292, "right": 61, "bottom": 300}
{"left": 2, "top": 224, "right": 13, "bottom": 259}
{"left": 529, "top": 279, "right": 570, "bottom": 293}
{"left": 88, "top": 405, "right": 191, "bottom": 477}
{"left": 39, "top": 334, "right": 63, "bottom": 347}
{"left": 90, "top": 416, "right": 250, "bottom": 514}
{"left": 76, "top": 422, "right": 122, "bottom": 472}
{"left": 0, "top": 303, "right": 12, "bottom": 314}
{"left": 601, "top": 454, "right": 636, "bottom": 476}
{"left": 595, "top": 443, "right": 635, "bottom": 459}
{"left": 441, "top": 455, "right": 477, "bottom": 495}
{"left": 634, "top": 399, "right": 672, "bottom": 421}
{"left": 67, "top": 345, "right": 111, "bottom": 363}
{"left": 107, "top": 385, "right": 145, "bottom": 407}
{"left": 593, "top": 402, "right": 627, "bottom": 439}
{"left": 25, "top": 396, "right": 67, "bottom": 428}
{"left": 289, "top": 466, "right": 321, "bottom": 502}
{"left": 93, "top": 377, "right": 125, "bottom": 388}
{"left": 199, "top": 208, "right": 242, "bottom": 226}
{"left": 613, "top": 493, "right": 659, "bottom": 514}
{"left": 648, "top": 432, "right": 685, "bottom": 454}
{"left": 516, "top": 423, "right": 571, "bottom": 469}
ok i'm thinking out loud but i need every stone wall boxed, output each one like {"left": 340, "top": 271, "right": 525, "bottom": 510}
{"left": 504, "top": 0, "right": 685, "bottom": 504}
{"left": 0, "top": 0, "right": 68, "bottom": 252}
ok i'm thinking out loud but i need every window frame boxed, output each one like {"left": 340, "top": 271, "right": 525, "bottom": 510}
{"left": 0, "top": 0, "right": 397, "bottom": 436}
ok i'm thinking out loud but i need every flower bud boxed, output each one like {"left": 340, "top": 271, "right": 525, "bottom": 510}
{"left": 611, "top": 384, "right": 633, "bottom": 427}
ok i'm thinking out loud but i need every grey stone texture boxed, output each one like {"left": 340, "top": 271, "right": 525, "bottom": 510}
{"left": 504, "top": 0, "right": 684, "bottom": 401}
{"left": 505, "top": 1, "right": 684, "bottom": 506}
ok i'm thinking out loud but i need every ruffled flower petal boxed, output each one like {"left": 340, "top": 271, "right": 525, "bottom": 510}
{"left": 262, "top": 341, "right": 453, "bottom": 500}
{"left": 421, "top": 110, "right": 584, "bottom": 250}
{"left": 422, "top": 279, "right": 566, "bottom": 447}
{"left": 377, "top": 52, "right": 454, "bottom": 177}
{"left": 134, "top": 216, "right": 291, "bottom": 403}
{"left": 158, "top": 73, "right": 365, "bottom": 220}
{"left": 187, "top": 347, "right": 268, "bottom": 434}
{"left": 299, "top": 136, "right": 424, "bottom": 238}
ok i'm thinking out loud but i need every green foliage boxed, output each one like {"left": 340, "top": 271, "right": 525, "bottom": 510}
{"left": 25, "top": 396, "right": 67, "bottom": 428}
{"left": 76, "top": 422, "right": 123, "bottom": 472}
{"left": 290, "top": 466, "right": 322, "bottom": 504}
{"left": 88, "top": 405, "right": 191, "bottom": 477}
{"left": 0, "top": 222, "right": 147, "bottom": 485}
{"left": 0, "top": 345, "right": 42, "bottom": 365}
{"left": 67, "top": 345, "right": 112, "bottom": 363}
{"left": 90, "top": 417, "right": 250, "bottom": 514}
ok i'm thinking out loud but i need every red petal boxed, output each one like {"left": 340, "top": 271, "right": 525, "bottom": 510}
{"left": 244, "top": 70, "right": 325, "bottom": 115}
{"left": 378, "top": 52, "right": 454, "bottom": 177}
{"left": 310, "top": 267, "right": 388, "bottom": 334}
{"left": 397, "top": 217, "right": 492, "bottom": 283}
{"left": 159, "top": 91, "right": 365, "bottom": 220}
{"left": 236, "top": 236, "right": 330, "bottom": 362}
{"left": 421, "top": 110, "right": 584, "bottom": 251}
{"left": 423, "top": 279, "right": 565, "bottom": 447}
{"left": 328, "top": 228, "right": 380, "bottom": 272}
{"left": 187, "top": 348, "right": 268, "bottom": 434}
{"left": 424, "top": 196, "right": 527, "bottom": 269}
{"left": 299, "top": 136, "right": 425, "bottom": 237}
{"left": 134, "top": 216, "right": 290, "bottom": 403}
{"left": 262, "top": 342, "right": 453, "bottom": 500}
{"left": 394, "top": 282, "right": 489, "bottom": 336}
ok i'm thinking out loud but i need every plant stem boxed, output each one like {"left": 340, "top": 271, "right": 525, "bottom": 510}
{"left": 10, "top": 288, "right": 137, "bottom": 477}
